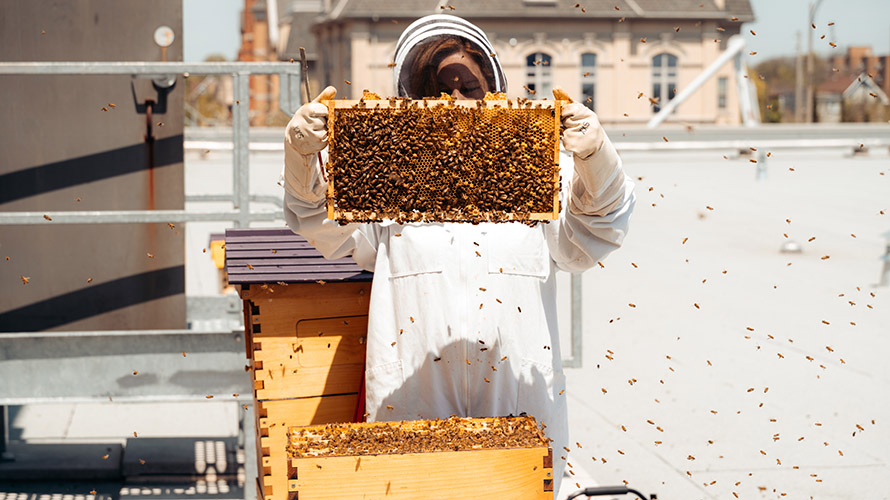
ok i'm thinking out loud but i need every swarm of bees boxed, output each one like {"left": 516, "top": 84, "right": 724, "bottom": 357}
{"left": 325, "top": 97, "right": 560, "bottom": 224}
{"left": 286, "top": 416, "right": 546, "bottom": 458}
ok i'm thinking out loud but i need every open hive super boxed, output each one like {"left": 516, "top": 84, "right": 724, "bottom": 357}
{"left": 286, "top": 416, "right": 554, "bottom": 499}
{"left": 325, "top": 95, "right": 562, "bottom": 224}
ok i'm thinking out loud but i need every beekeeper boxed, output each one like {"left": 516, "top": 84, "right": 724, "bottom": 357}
{"left": 283, "top": 14, "right": 634, "bottom": 493}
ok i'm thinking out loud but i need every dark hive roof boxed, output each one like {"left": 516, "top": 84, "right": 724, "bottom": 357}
{"left": 224, "top": 228, "right": 372, "bottom": 284}
{"left": 322, "top": 0, "right": 753, "bottom": 21}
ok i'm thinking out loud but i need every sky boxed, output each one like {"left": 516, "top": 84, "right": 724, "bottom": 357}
{"left": 183, "top": 0, "right": 890, "bottom": 62}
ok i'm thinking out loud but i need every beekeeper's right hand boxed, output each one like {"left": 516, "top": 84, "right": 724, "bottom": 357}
{"left": 286, "top": 86, "right": 337, "bottom": 155}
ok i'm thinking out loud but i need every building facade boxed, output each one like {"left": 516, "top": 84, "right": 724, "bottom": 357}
{"left": 304, "top": 0, "right": 754, "bottom": 125}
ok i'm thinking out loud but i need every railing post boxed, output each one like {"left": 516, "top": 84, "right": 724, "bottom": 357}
{"left": 0, "top": 406, "right": 13, "bottom": 462}
{"left": 563, "top": 273, "right": 584, "bottom": 369}
{"left": 233, "top": 72, "right": 251, "bottom": 229}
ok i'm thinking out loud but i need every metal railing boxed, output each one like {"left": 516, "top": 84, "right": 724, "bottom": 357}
{"left": 0, "top": 61, "right": 306, "bottom": 494}
{"left": 0, "top": 61, "right": 302, "bottom": 228}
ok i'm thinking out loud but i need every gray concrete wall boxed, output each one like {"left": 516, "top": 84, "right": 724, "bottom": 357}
{"left": 0, "top": 0, "right": 186, "bottom": 331}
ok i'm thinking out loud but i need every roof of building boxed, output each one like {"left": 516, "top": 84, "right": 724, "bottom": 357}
{"left": 224, "top": 228, "right": 373, "bottom": 284}
{"left": 320, "top": 0, "right": 754, "bottom": 21}
{"left": 281, "top": 12, "right": 319, "bottom": 60}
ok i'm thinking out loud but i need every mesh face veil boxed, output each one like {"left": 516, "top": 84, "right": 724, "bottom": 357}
{"left": 393, "top": 14, "right": 507, "bottom": 98}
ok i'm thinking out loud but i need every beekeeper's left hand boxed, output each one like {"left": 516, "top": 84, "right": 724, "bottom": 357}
{"left": 553, "top": 87, "right": 605, "bottom": 160}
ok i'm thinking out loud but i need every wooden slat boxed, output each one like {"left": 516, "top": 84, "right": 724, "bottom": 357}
{"left": 287, "top": 447, "right": 552, "bottom": 499}
{"left": 256, "top": 395, "right": 359, "bottom": 500}
{"left": 252, "top": 317, "right": 367, "bottom": 399}
{"left": 241, "top": 282, "right": 372, "bottom": 319}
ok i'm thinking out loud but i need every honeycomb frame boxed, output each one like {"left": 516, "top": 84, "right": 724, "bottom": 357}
{"left": 324, "top": 97, "right": 562, "bottom": 224}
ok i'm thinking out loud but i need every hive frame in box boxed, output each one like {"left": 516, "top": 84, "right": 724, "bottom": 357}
{"left": 324, "top": 98, "right": 562, "bottom": 224}
{"left": 286, "top": 417, "right": 553, "bottom": 499}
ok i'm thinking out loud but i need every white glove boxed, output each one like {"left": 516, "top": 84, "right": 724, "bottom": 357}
{"left": 284, "top": 86, "right": 337, "bottom": 204}
{"left": 559, "top": 101, "right": 605, "bottom": 160}
{"left": 286, "top": 86, "right": 337, "bottom": 155}
{"left": 553, "top": 87, "right": 624, "bottom": 216}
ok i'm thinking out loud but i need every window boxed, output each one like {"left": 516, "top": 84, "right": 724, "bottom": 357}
{"left": 580, "top": 52, "right": 596, "bottom": 110}
{"left": 717, "top": 76, "right": 728, "bottom": 109}
{"left": 652, "top": 53, "right": 678, "bottom": 113}
{"left": 526, "top": 52, "right": 552, "bottom": 98}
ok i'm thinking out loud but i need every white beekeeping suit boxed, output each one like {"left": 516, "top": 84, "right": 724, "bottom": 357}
{"left": 282, "top": 14, "right": 635, "bottom": 495}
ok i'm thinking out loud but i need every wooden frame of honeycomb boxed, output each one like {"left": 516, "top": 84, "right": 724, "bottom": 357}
{"left": 324, "top": 97, "right": 562, "bottom": 224}
{"left": 286, "top": 416, "right": 553, "bottom": 499}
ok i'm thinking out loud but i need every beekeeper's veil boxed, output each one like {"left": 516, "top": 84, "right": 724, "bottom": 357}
{"left": 393, "top": 14, "right": 506, "bottom": 97}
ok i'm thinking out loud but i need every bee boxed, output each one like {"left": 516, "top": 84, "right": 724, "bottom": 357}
{"left": 156, "top": 122, "right": 164, "bottom": 127}
{"left": 631, "top": 262, "right": 638, "bottom": 268}
{"left": 750, "top": 30, "right": 756, "bottom": 36}
{"left": 386, "top": 405, "right": 394, "bottom": 410}
{"left": 628, "top": 303, "right": 636, "bottom": 308}
{"left": 182, "top": 352, "right": 187, "bottom": 357}
{"left": 706, "top": 206, "right": 714, "bottom": 210}
{"left": 682, "top": 237, "right": 688, "bottom": 244}
{"left": 662, "top": 136, "right": 669, "bottom": 142}
{"left": 808, "top": 236, "right": 816, "bottom": 242}
{"left": 206, "top": 395, "right": 213, "bottom": 399}
{"left": 134, "top": 432, "right": 138, "bottom": 437}
{"left": 20, "top": 276, "right": 30, "bottom": 285}
{"left": 43, "top": 214, "right": 52, "bottom": 221}
{"left": 147, "top": 253, "right": 154, "bottom": 259}
{"left": 821, "top": 256, "right": 830, "bottom": 260}
{"left": 133, "top": 370, "right": 138, "bottom": 375}
{"left": 640, "top": 38, "right": 647, "bottom": 43}
{"left": 674, "top": 26, "right": 680, "bottom": 32}
{"left": 694, "top": 303, "right": 700, "bottom": 309}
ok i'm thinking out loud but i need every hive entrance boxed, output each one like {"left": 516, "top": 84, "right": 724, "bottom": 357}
{"left": 325, "top": 97, "right": 561, "bottom": 224}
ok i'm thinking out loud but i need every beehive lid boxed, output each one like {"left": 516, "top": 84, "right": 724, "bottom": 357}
{"left": 224, "top": 228, "right": 372, "bottom": 284}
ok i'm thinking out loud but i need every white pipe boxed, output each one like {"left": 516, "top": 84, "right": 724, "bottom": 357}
{"left": 647, "top": 35, "right": 747, "bottom": 128}
{"left": 267, "top": 0, "right": 280, "bottom": 51}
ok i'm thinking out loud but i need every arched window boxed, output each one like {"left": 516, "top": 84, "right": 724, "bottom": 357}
{"left": 652, "top": 53, "right": 678, "bottom": 112}
{"left": 525, "top": 52, "right": 552, "bottom": 98}
{"left": 580, "top": 52, "right": 597, "bottom": 110}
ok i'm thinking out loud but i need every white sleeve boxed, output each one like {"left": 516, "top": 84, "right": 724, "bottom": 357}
{"left": 282, "top": 145, "right": 379, "bottom": 272}
{"left": 544, "top": 137, "right": 636, "bottom": 273}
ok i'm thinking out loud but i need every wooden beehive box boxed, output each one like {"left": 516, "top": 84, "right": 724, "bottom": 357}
{"left": 325, "top": 96, "right": 562, "bottom": 224}
{"left": 225, "top": 228, "right": 373, "bottom": 500}
{"left": 286, "top": 416, "right": 553, "bottom": 499}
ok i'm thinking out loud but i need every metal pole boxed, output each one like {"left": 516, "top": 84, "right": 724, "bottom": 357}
{"left": 1, "top": 406, "right": 13, "bottom": 462}
{"left": 233, "top": 73, "right": 251, "bottom": 229}
{"left": 805, "top": 0, "right": 826, "bottom": 123}
{"left": 795, "top": 31, "right": 805, "bottom": 122}
{"left": 563, "top": 273, "right": 584, "bottom": 369}
{"left": 240, "top": 402, "right": 257, "bottom": 500}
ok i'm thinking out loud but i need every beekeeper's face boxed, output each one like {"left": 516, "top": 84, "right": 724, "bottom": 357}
{"left": 436, "top": 50, "right": 490, "bottom": 99}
